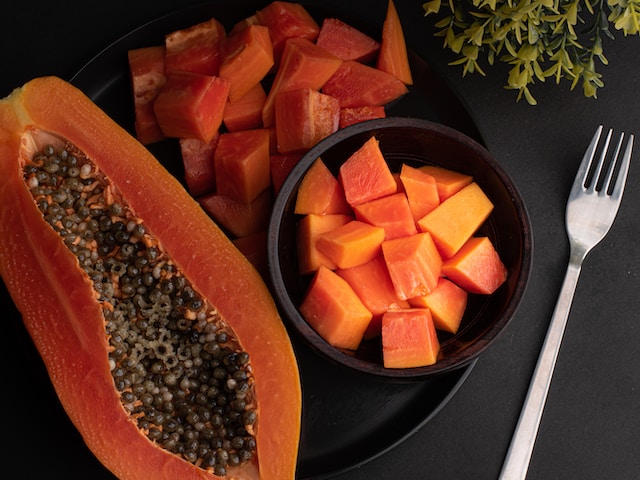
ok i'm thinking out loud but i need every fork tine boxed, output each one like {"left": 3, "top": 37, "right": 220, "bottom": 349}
{"left": 586, "top": 127, "right": 613, "bottom": 192}
{"left": 608, "top": 133, "right": 634, "bottom": 200}
{"left": 573, "top": 125, "right": 603, "bottom": 192}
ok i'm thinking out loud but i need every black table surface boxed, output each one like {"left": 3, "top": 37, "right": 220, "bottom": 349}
{"left": 2, "top": 1, "right": 639, "bottom": 479}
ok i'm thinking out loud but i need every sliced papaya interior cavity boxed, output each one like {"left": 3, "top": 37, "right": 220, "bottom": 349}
{"left": 0, "top": 76, "right": 301, "bottom": 480}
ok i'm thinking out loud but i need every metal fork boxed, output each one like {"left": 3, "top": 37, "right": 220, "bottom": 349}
{"left": 499, "top": 125, "right": 634, "bottom": 480}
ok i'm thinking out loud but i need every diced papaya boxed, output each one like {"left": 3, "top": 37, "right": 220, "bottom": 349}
{"left": 376, "top": 0, "right": 413, "bottom": 85}
{"left": 223, "top": 83, "right": 267, "bottom": 132}
{"left": 339, "top": 105, "right": 386, "bottom": 129}
{"left": 336, "top": 255, "right": 410, "bottom": 339}
{"left": 316, "top": 220, "right": 385, "bottom": 269}
{"left": 232, "top": 230, "right": 268, "bottom": 279}
{"left": 296, "top": 213, "right": 352, "bottom": 274}
{"left": 253, "top": 1, "right": 320, "bottom": 63}
{"left": 199, "top": 187, "right": 273, "bottom": 238}
{"left": 338, "top": 136, "right": 397, "bottom": 206}
{"left": 153, "top": 72, "right": 229, "bottom": 142}
{"left": 300, "top": 265, "right": 372, "bottom": 350}
{"left": 270, "top": 151, "right": 304, "bottom": 195}
{"left": 442, "top": 237, "right": 508, "bottom": 294}
{"left": 322, "top": 60, "right": 408, "bottom": 108}
{"left": 179, "top": 133, "right": 220, "bottom": 197}
{"left": 214, "top": 128, "right": 271, "bottom": 204}
{"left": 399, "top": 163, "right": 440, "bottom": 220}
{"left": 417, "top": 182, "right": 494, "bottom": 258}
{"left": 409, "top": 278, "right": 468, "bottom": 334}
{"left": 381, "top": 309, "right": 440, "bottom": 368}
{"left": 164, "top": 17, "right": 226, "bottom": 76}
{"left": 275, "top": 88, "right": 339, "bottom": 153}
{"left": 381, "top": 231, "right": 442, "bottom": 300}
{"left": 353, "top": 192, "right": 417, "bottom": 240}
{"left": 295, "top": 157, "right": 351, "bottom": 215}
{"left": 262, "top": 37, "right": 342, "bottom": 127}
{"left": 419, "top": 165, "right": 473, "bottom": 201}
{"left": 316, "top": 18, "right": 380, "bottom": 63}
{"left": 220, "top": 24, "right": 274, "bottom": 102}
{"left": 127, "top": 45, "right": 167, "bottom": 145}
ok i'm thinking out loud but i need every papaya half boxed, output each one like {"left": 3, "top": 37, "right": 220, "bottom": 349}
{"left": 0, "top": 76, "right": 301, "bottom": 479}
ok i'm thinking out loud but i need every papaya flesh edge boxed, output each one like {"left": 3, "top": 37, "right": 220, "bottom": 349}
{"left": 0, "top": 77, "right": 301, "bottom": 480}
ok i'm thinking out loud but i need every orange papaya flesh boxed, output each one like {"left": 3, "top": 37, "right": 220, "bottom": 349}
{"left": 294, "top": 157, "right": 351, "bottom": 215}
{"left": 381, "top": 309, "right": 440, "bottom": 368}
{"left": 270, "top": 151, "right": 303, "bottom": 195}
{"left": 252, "top": 1, "right": 321, "bottom": 64}
{"left": 179, "top": 134, "right": 219, "bottom": 197}
{"left": 322, "top": 60, "right": 409, "bottom": 108}
{"left": 127, "top": 45, "right": 167, "bottom": 145}
{"left": 353, "top": 192, "right": 418, "bottom": 240}
{"left": 223, "top": 83, "right": 266, "bottom": 133}
{"left": 199, "top": 188, "right": 273, "bottom": 238}
{"left": 219, "top": 24, "right": 274, "bottom": 103}
{"left": 261, "top": 37, "right": 342, "bottom": 128}
{"left": 274, "top": 88, "right": 340, "bottom": 154}
{"left": 339, "top": 105, "right": 386, "bottom": 129}
{"left": 376, "top": 0, "right": 414, "bottom": 85}
{"left": 153, "top": 72, "right": 230, "bottom": 142}
{"left": 296, "top": 213, "right": 353, "bottom": 275}
{"left": 164, "top": 17, "right": 226, "bottom": 76}
{"left": 0, "top": 77, "right": 301, "bottom": 480}
{"left": 316, "top": 17, "right": 380, "bottom": 63}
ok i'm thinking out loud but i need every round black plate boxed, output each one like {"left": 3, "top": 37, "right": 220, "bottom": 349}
{"left": 4, "top": 2, "right": 481, "bottom": 479}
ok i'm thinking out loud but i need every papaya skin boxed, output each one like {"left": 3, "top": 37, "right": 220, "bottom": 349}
{"left": 0, "top": 76, "right": 301, "bottom": 480}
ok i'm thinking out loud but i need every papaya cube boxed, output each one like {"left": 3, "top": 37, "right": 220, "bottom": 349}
{"left": 253, "top": 1, "right": 320, "bottom": 63}
{"left": 316, "top": 18, "right": 380, "bottom": 63}
{"left": 322, "top": 60, "right": 408, "bottom": 108}
{"left": 127, "top": 45, "right": 167, "bottom": 145}
{"left": 153, "top": 72, "right": 229, "bottom": 142}
{"left": 399, "top": 164, "right": 440, "bottom": 220}
{"left": 339, "top": 105, "right": 386, "bottom": 129}
{"left": 220, "top": 24, "right": 274, "bottom": 102}
{"left": 164, "top": 17, "right": 226, "bottom": 76}
{"left": 296, "top": 213, "right": 352, "bottom": 274}
{"left": 338, "top": 136, "right": 397, "bottom": 207}
{"left": 300, "top": 265, "right": 372, "bottom": 350}
{"left": 223, "top": 82, "right": 267, "bottom": 132}
{"left": 381, "top": 309, "right": 440, "bottom": 368}
{"left": 275, "top": 88, "right": 340, "bottom": 154}
{"left": 336, "top": 255, "right": 410, "bottom": 339}
{"left": 419, "top": 165, "right": 473, "bottom": 201}
{"left": 409, "top": 278, "right": 468, "bottom": 334}
{"left": 442, "top": 237, "right": 508, "bottom": 294}
{"left": 214, "top": 128, "right": 271, "bottom": 204}
{"left": 316, "top": 220, "right": 385, "bottom": 270}
{"left": 232, "top": 230, "right": 268, "bottom": 279}
{"left": 270, "top": 151, "right": 304, "bottom": 195}
{"left": 295, "top": 158, "right": 351, "bottom": 215}
{"left": 381, "top": 231, "right": 442, "bottom": 300}
{"left": 353, "top": 192, "right": 417, "bottom": 240}
{"left": 179, "top": 133, "right": 220, "bottom": 197}
{"left": 376, "top": 0, "right": 413, "bottom": 85}
{"left": 199, "top": 187, "right": 273, "bottom": 238}
{"left": 417, "top": 182, "right": 494, "bottom": 258}
{"left": 262, "top": 37, "right": 342, "bottom": 127}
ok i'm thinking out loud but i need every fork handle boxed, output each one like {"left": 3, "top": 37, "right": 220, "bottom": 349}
{"left": 499, "top": 260, "right": 583, "bottom": 480}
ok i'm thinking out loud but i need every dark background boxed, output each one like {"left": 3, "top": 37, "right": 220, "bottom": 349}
{"left": 2, "top": 1, "right": 639, "bottom": 479}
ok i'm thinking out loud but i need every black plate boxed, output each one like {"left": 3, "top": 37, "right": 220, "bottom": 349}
{"left": 3, "top": 2, "right": 481, "bottom": 479}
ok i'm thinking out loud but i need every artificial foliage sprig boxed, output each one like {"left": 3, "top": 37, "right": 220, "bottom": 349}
{"left": 422, "top": 0, "right": 640, "bottom": 104}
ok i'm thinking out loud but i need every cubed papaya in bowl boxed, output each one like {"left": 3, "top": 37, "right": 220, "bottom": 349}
{"left": 268, "top": 117, "right": 532, "bottom": 381}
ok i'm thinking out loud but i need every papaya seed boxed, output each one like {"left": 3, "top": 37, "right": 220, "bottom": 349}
{"left": 22, "top": 141, "right": 258, "bottom": 474}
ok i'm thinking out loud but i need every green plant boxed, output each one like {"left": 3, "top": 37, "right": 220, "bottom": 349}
{"left": 422, "top": 0, "right": 640, "bottom": 104}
